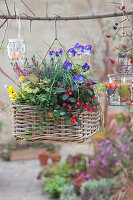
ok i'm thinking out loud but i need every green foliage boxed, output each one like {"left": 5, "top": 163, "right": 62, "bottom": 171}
{"left": 81, "top": 178, "right": 121, "bottom": 200}
{"left": 42, "top": 175, "right": 67, "bottom": 198}
{"left": 60, "top": 184, "right": 77, "bottom": 200}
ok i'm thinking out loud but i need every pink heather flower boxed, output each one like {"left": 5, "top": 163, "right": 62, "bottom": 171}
{"left": 90, "top": 160, "right": 97, "bottom": 167}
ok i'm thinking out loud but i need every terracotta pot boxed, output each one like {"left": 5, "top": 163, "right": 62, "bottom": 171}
{"left": 38, "top": 151, "right": 50, "bottom": 166}
{"left": 50, "top": 153, "right": 61, "bottom": 163}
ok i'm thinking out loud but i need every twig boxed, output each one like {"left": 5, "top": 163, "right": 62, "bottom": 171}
{"left": 0, "top": 19, "right": 7, "bottom": 29}
{"left": 0, "top": 20, "right": 8, "bottom": 49}
{"left": 13, "top": 2, "right": 16, "bottom": 16}
{"left": 0, "top": 10, "right": 133, "bottom": 21}
{"left": 46, "top": 1, "right": 48, "bottom": 17}
{"left": 4, "top": 0, "right": 10, "bottom": 15}
{"left": 21, "top": 0, "right": 36, "bottom": 16}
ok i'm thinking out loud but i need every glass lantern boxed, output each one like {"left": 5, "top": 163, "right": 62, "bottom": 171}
{"left": 7, "top": 39, "right": 25, "bottom": 60}
{"left": 106, "top": 73, "right": 133, "bottom": 106}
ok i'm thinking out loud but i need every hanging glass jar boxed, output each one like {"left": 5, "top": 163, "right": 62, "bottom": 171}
{"left": 106, "top": 73, "right": 133, "bottom": 106}
{"left": 7, "top": 39, "right": 25, "bottom": 60}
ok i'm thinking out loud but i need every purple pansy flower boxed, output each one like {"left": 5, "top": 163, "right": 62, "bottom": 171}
{"left": 58, "top": 48, "right": 63, "bottom": 55}
{"left": 49, "top": 50, "right": 55, "bottom": 56}
{"left": 62, "top": 60, "right": 72, "bottom": 71}
{"left": 55, "top": 51, "right": 60, "bottom": 57}
{"left": 87, "top": 79, "right": 97, "bottom": 86}
{"left": 67, "top": 48, "right": 76, "bottom": 57}
{"left": 73, "top": 75, "right": 85, "bottom": 84}
{"left": 84, "top": 45, "right": 92, "bottom": 56}
{"left": 74, "top": 43, "right": 84, "bottom": 56}
{"left": 81, "top": 63, "right": 90, "bottom": 72}
{"left": 90, "top": 160, "right": 97, "bottom": 167}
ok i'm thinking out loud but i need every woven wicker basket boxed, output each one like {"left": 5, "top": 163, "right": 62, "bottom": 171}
{"left": 11, "top": 104, "right": 101, "bottom": 143}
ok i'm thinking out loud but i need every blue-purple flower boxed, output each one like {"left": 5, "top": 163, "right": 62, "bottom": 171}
{"left": 73, "top": 75, "right": 85, "bottom": 84}
{"left": 55, "top": 51, "right": 60, "bottom": 57}
{"left": 58, "top": 48, "right": 63, "bottom": 55}
{"left": 49, "top": 50, "right": 55, "bottom": 56}
{"left": 84, "top": 45, "right": 92, "bottom": 56}
{"left": 74, "top": 43, "right": 84, "bottom": 56}
{"left": 87, "top": 79, "right": 97, "bottom": 86}
{"left": 67, "top": 48, "right": 76, "bottom": 57}
{"left": 62, "top": 60, "right": 72, "bottom": 71}
{"left": 81, "top": 63, "right": 90, "bottom": 72}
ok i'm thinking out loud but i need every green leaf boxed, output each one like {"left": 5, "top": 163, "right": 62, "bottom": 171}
{"left": 55, "top": 88, "right": 66, "bottom": 93}
{"left": 69, "top": 97, "right": 76, "bottom": 103}
{"left": 65, "top": 119, "right": 71, "bottom": 124}
{"left": 49, "top": 113, "right": 54, "bottom": 118}
{"left": 71, "top": 85, "right": 78, "bottom": 91}
{"left": 18, "top": 109, "right": 22, "bottom": 112}
{"left": 93, "top": 100, "right": 99, "bottom": 106}
{"left": 93, "top": 107, "right": 99, "bottom": 112}
{"left": 87, "top": 102, "right": 92, "bottom": 108}
{"left": 88, "top": 89, "right": 93, "bottom": 96}
{"left": 76, "top": 119, "right": 82, "bottom": 127}
{"left": 77, "top": 107, "right": 83, "bottom": 117}
{"left": 51, "top": 96, "right": 58, "bottom": 105}
{"left": 62, "top": 94, "right": 69, "bottom": 100}
{"left": 60, "top": 112, "right": 66, "bottom": 116}
{"left": 63, "top": 113, "right": 72, "bottom": 120}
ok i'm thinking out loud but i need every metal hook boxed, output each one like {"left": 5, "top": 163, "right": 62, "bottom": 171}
{"left": 54, "top": 15, "right": 57, "bottom": 40}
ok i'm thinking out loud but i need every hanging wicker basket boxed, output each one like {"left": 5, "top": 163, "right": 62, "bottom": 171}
{"left": 11, "top": 104, "right": 101, "bottom": 143}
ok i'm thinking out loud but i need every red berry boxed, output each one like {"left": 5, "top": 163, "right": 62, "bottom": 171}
{"left": 106, "top": 34, "right": 111, "bottom": 38}
{"left": 62, "top": 103, "right": 67, "bottom": 107}
{"left": 121, "top": 5, "right": 125, "bottom": 10}
{"left": 58, "top": 83, "right": 60, "bottom": 86}
{"left": 71, "top": 119, "right": 76, "bottom": 124}
{"left": 127, "top": 102, "right": 132, "bottom": 105}
{"left": 85, "top": 82, "right": 88, "bottom": 86}
{"left": 88, "top": 98, "right": 92, "bottom": 102}
{"left": 110, "top": 59, "right": 115, "bottom": 64}
{"left": 67, "top": 89, "right": 70, "bottom": 92}
{"left": 69, "top": 92, "right": 72, "bottom": 95}
{"left": 76, "top": 97, "right": 79, "bottom": 101}
{"left": 122, "top": 44, "right": 127, "bottom": 48}
{"left": 121, "top": 98, "right": 127, "bottom": 102}
{"left": 88, "top": 108, "right": 92, "bottom": 111}
{"left": 76, "top": 102, "right": 81, "bottom": 106}
{"left": 89, "top": 86, "right": 93, "bottom": 90}
{"left": 61, "top": 85, "right": 63, "bottom": 88}
{"left": 67, "top": 104, "right": 72, "bottom": 110}
{"left": 72, "top": 114, "right": 76, "bottom": 119}
{"left": 93, "top": 96, "right": 96, "bottom": 99}
{"left": 64, "top": 91, "right": 68, "bottom": 94}
{"left": 85, "top": 102, "right": 88, "bottom": 106}
{"left": 92, "top": 106, "right": 96, "bottom": 110}
{"left": 47, "top": 112, "right": 50, "bottom": 116}
{"left": 130, "top": 59, "right": 133, "bottom": 64}
{"left": 83, "top": 105, "right": 86, "bottom": 109}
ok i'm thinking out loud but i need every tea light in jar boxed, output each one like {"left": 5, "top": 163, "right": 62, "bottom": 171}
{"left": 119, "top": 77, "right": 131, "bottom": 101}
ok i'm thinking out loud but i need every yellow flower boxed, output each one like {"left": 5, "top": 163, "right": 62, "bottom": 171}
{"left": 20, "top": 76, "right": 24, "bottom": 82}
{"left": 10, "top": 92, "right": 17, "bottom": 101}
{"left": 7, "top": 86, "right": 14, "bottom": 94}
{"left": 19, "top": 92, "right": 25, "bottom": 98}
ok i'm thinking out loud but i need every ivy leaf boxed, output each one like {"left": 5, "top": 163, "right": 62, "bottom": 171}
{"left": 69, "top": 97, "right": 76, "bottom": 103}
{"left": 88, "top": 89, "right": 93, "bottom": 96}
{"left": 53, "top": 110, "right": 60, "bottom": 116}
{"left": 76, "top": 119, "right": 82, "bottom": 128}
{"left": 63, "top": 113, "right": 72, "bottom": 120}
{"left": 55, "top": 88, "right": 66, "bottom": 93}
{"left": 93, "top": 108, "right": 99, "bottom": 113}
{"left": 62, "top": 94, "right": 69, "bottom": 100}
